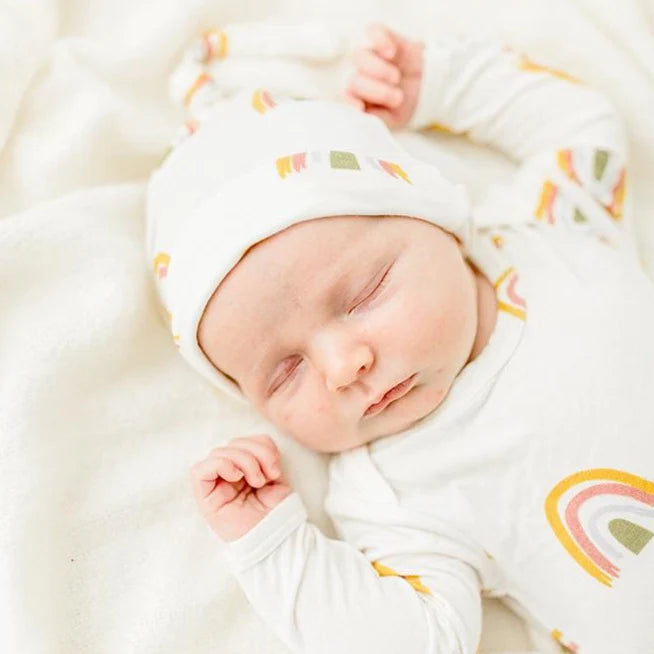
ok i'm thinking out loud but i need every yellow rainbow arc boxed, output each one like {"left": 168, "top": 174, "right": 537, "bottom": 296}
{"left": 545, "top": 468, "right": 654, "bottom": 586}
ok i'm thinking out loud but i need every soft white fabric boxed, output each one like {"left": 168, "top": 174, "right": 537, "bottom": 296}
{"left": 221, "top": 37, "right": 654, "bottom": 654}
{"left": 1, "top": 1, "right": 653, "bottom": 653}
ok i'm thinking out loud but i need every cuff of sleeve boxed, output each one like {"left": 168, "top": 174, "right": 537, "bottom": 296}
{"left": 406, "top": 39, "right": 453, "bottom": 131}
{"left": 224, "top": 491, "right": 308, "bottom": 573}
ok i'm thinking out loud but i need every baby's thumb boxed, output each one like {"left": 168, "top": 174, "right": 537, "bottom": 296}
{"left": 341, "top": 89, "right": 365, "bottom": 111}
{"left": 257, "top": 477, "right": 292, "bottom": 510}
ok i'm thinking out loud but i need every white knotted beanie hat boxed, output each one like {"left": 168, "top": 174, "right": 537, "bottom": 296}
{"left": 145, "top": 88, "right": 471, "bottom": 403}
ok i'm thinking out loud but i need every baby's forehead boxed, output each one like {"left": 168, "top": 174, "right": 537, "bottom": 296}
{"left": 253, "top": 213, "right": 381, "bottom": 252}
{"left": 239, "top": 214, "right": 384, "bottom": 284}
{"left": 225, "top": 217, "right": 392, "bottom": 326}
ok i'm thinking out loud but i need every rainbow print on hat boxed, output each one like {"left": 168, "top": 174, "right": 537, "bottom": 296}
{"left": 275, "top": 150, "right": 412, "bottom": 184}
{"left": 551, "top": 628, "right": 579, "bottom": 653}
{"left": 192, "top": 28, "right": 229, "bottom": 64}
{"left": 252, "top": 89, "right": 277, "bottom": 114}
{"left": 545, "top": 468, "right": 654, "bottom": 587}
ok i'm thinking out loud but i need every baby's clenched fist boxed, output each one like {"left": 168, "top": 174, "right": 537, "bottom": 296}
{"left": 190, "top": 434, "right": 292, "bottom": 542}
{"left": 344, "top": 22, "right": 425, "bottom": 130}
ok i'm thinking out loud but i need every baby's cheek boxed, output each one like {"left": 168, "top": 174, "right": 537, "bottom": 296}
{"left": 420, "top": 385, "right": 446, "bottom": 412}
{"left": 276, "top": 386, "right": 334, "bottom": 443}
{"left": 276, "top": 403, "right": 300, "bottom": 434}
{"left": 396, "top": 295, "right": 448, "bottom": 357}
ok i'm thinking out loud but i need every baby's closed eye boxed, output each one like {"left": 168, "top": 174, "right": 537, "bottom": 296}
{"left": 348, "top": 262, "right": 394, "bottom": 314}
{"left": 270, "top": 357, "right": 303, "bottom": 394}
{"left": 270, "top": 263, "right": 396, "bottom": 394}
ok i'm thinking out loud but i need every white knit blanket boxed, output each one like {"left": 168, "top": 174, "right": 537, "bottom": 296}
{"left": 1, "top": 1, "right": 652, "bottom": 652}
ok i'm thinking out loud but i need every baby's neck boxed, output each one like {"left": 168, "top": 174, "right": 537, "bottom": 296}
{"left": 466, "top": 260, "right": 498, "bottom": 364}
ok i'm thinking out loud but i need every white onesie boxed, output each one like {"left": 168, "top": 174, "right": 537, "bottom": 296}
{"left": 222, "top": 37, "right": 654, "bottom": 654}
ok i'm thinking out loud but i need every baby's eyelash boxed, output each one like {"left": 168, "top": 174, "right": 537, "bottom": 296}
{"left": 350, "top": 264, "right": 393, "bottom": 312}
{"left": 270, "top": 358, "right": 301, "bottom": 394}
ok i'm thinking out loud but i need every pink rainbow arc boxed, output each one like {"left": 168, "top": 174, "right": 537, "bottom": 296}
{"left": 545, "top": 469, "right": 654, "bottom": 586}
{"left": 291, "top": 153, "right": 307, "bottom": 173}
{"left": 506, "top": 273, "right": 526, "bottom": 308}
{"left": 565, "top": 482, "right": 654, "bottom": 579}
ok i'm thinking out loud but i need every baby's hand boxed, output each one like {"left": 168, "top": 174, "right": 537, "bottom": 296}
{"left": 344, "top": 22, "right": 424, "bottom": 129}
{"left": 190, "top": 434, "right": 292, "bottom": 542}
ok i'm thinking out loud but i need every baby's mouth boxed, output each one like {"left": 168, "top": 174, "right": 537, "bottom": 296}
{"left": 363, "top": 373, "right": 417, "bottom": 417}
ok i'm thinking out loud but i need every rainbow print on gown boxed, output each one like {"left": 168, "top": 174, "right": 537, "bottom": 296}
{"left": 534, "top": 180, "right": 590, "bottom": 229}
{"left": 517, "top": 53, "right": 582, "bottom": 85}
{"left": 545, "top": 468, "right": 654, "bottom": 587}
{"left": 371, "top": 561, "right": 431, "bottom": 595}
{"left": 494, "top": 267, "right": 526, "bottom": 321}
{"left": 153, "top": 252, "right": 170, "bottom": 280}
{"left": 556, "top": 147, "right": 626, "bottom": 222}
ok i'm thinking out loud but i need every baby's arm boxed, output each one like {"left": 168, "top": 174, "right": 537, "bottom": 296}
{"left": 348, "top": 24, "right": 630, "bottom": 237}
{"left": 223, "top": 491, "right": 482, "bottom": 654}
{"left": 191, "top": 436, "right": 481, "bottom": 652}
{"left": 406, "top": 37, "right": 626, "bottom": 162}
{"left": 415, "top": 37, "right": 629, "bottom": 235}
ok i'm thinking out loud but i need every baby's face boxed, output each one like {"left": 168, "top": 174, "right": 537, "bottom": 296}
{"left": 198, "top": 215, "right": 479, "bottom": 453}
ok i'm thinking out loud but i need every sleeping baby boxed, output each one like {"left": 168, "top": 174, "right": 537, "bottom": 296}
{"left": 145, "top": 22, "right": 654, "bottom": 654}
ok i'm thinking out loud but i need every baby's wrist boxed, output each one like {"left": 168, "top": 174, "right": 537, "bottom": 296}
{"left": 224, "top": 492, "right": 307, "bottom": 572}
{"left": 406, "top": 38, "right": 453, "bottom": 131}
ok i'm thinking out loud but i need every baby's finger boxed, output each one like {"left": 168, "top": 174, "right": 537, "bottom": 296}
{"left": 366, "top": 22, "right": 398, "bottom": 59}
{"left": 241, "top": 434, "right": 280, "bottom": 456}
{"left": 353, "top": 48, "right": 400, "bottom": 85}
{"left": 342, "top": 89, "right": 365, "bottom": 110}
{"left": 348, "top": 74, "right": 403, "bottom": 109}
{"left": 210, "top": 446, "right": 267, "bottom": 487}
{"left": 190, "top": 457, "right": 243, "bottom": 500}
{"left": 202, "top": 476, "right": 247, "bottom": 515}
{"left": 224, "top": 437, "right": 282, "bottom": 480}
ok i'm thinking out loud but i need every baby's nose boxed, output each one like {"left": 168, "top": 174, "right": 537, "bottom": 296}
{"left": 309, "top": 323, "right": 374, "bottom": 393}
{"left": 323, "top": 344, "right": 373, "bottom": 393}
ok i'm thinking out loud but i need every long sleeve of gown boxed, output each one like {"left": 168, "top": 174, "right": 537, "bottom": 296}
{"left": 223, "top": 491, "right": 483, "bottom": 654}
{"left": 408, "top": 37, "right": 630, "bottom": 238}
